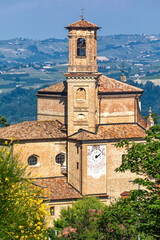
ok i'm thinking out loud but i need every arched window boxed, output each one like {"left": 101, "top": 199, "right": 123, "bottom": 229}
{"left": 76, "top": 88, "right": 86, "bottom": 101}
{"left": 77, "top": 38, "right": 86, "bottom": 56}
{"left": 78, "top": 114, "right": 85, "bottom": 120}
{"left": 55, "top": 153, "right": 65, "bottom": 166}
{"left": 28, "top": 155, "right": 38, "bottom": 166}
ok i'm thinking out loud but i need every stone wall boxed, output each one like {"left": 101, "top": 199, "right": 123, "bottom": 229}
{"left": 13, "top": 140, "right": 67, "bottom": 178}
{"left": 68, "top": 141, "right": 81, "bottom": 192}
{"left": 67, "top": 76, "right": 98, "bottom": 135}
{"left": 79, "top": 141, "right": 141, "bottom": 198}
{"left": 37, "top": 96, "right": 67, "bottom": 124}
{"left": 99, "top": 96, "right": 136, "bottom": 124}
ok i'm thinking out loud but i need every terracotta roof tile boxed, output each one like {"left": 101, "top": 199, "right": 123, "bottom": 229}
{"left": 38, "top": 75, "right": 143, "bottom": 94}
{"left": 38, "top": 81, "right": 67, "bottom": 94}
{"left": 34, "top": 177, "right": 82, "bottom": 200}
{"left": 69, "top": 123, "right": 146, "bottom": 141}
{"left": 0, "top": 120, "right": 66, "bottom": 140}
{"left": 66, "top": 20, "right": 99, "bottom": 29}
{"left": 120, "top": 191, "right": 130, "bottom": 196}
{"left": 98, "top": 75, "right": 144, "bottom": 93}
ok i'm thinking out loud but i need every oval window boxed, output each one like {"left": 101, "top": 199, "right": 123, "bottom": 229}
{"left": 28, "top": 155, "right": 38, "bottom": 166}
{"left": 55, "top": 153, "right": 65, "bottom": 166}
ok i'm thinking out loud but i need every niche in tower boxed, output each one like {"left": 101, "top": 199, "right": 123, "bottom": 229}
{"left": 76, "top": 88, "right": 86, "bottom": 101}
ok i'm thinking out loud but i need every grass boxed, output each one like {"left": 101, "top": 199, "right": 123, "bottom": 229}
{"left": 141, "top": 74, "right": 160, "bottom": 80}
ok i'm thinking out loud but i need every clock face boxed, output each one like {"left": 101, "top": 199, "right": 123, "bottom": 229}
{"left": 91, "top": 149, "right": 102, "bottom": 163}
{"left": 87, "top": 145, "right": 106, "bottom": 179}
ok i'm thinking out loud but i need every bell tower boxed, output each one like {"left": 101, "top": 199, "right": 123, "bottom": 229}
{"left": 66, "top": 18, "right": 99, "bottom": 72}
{"left": 65, "top": 18, "right": 101, "bottom": 135}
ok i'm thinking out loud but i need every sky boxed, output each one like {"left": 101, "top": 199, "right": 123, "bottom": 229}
{"left": 0, "top": 0, "right": 160, "bottom": 40}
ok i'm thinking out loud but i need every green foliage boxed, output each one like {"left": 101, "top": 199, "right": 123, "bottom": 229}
{"left": 0, "top": 115, "right": 10, "bottom": 127}
{"left": 145, "top": 112, "right": 160, "bottom": 124}
{"left": 130, "top": 81, "right": 160, "bottom": 123}
{"left": 49, "top": 197, "right": 152, "bottom": 240}
{"left": 0, "top": 143, "right": 47, "bottom": 239}
{"left": 51, "top": 197, "right": 105, "bottom": 239}
{"left": 0, "top": 87, "right": 37, "bottom": 124}
{"left": 116, "top": 125, "right": 160, "bottom": 239}
{"left": 97, "top": 198, "right": 140, "bottom": 240}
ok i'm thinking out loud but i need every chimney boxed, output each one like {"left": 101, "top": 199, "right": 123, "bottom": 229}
{"left": 121, "top": 73, "right": 126, "bottom": 83}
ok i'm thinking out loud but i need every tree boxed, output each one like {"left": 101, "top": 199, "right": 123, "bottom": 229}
{"left": 97, "top": 198, "right": 140, "bottom": 240}
{"left": 115, "top": 124, "right": 160, "bottom": 239}
{"left": 0, "top": 115, "right": 9, "bottom": 127}
{"left": 49, "top": 197, "right": 105, "bottom": 239}
{"left": 0, "top": 142, "right": 48, "bottom": 239}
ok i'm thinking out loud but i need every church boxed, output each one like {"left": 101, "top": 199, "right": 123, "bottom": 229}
{"left": 0, "top": 18, "right": 152, "bottom": 219}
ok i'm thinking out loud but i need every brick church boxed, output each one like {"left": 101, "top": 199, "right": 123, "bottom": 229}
{"left": 0, "top": 18, "right": 152, "bottom": 219}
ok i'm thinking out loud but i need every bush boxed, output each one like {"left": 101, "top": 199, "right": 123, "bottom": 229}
{"left": 0, "top": 142, "right": 47, "bottom": 239}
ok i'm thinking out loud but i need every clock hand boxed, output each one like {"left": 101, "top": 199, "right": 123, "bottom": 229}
{"left": 95, "top": 153, "right": 101, "bottom": 158}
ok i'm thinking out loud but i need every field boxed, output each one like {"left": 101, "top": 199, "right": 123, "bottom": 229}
{"left": 0, "top": 65, "right": 67, "bottom": 92}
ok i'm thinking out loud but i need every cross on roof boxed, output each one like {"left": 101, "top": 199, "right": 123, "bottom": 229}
{"left": 80, "top": 8, "right": 85, "bottom": 20}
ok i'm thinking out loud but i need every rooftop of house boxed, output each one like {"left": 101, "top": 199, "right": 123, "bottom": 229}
{"left": 38, "top": 74, "right": 143, "bottom": 95}
{"left": 69, "top": 123, "right": 146, "bottom": 141}
{"left": 66, "top": 19, "right": 100, "bottom": 29}
{"left": 98, "top": 75, "right": 144, "bottom": 93}
{"left": 34, "top": 177, "right": 108, "bottom": 201}
{"left": 34, "top": 177, "right": 82, "bottom": 201}
{"left": 0, "top": 120, "right": 66, "bottom": 141}
{"left": 0, "top": 122, "right": 146, "bottom": 141}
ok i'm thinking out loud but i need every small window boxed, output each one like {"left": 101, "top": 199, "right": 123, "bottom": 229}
{"left": 77, "top": 38, "right": 86, "bottom": 56}
{"left": 78, "top": 114, "right": 85, "bottom": 119}
{"left": 50, "top": 206, "right": 54, "bottom": 216}
{"left": 55, "top": 153, "right": 65, "bottom": 166}
{"left": 77, "top": 146, "right": 79, "bottom": 154}
{"left": 28, "top": 155, "right": 38, "bottom": 166}
{"left": 77, "top": 162, "right": 79, "bottom": 169}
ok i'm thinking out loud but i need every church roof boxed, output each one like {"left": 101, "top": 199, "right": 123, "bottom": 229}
{"left": 34, "top": 177, "right": 82, "bottom": 201}
{"left": 98, "top": 75, "right": 144, "bottom": 93}
{"left": 38, "top": 75, "right": 143, "bottom": 94}
{"left": 38, "top": 81, "right": 67, "bottom": 94}
{"left": 66, "top": 19, "right": 100, "bottom": 29}
{"left": 0, "top": 120, "right": 66, "bottom": 141}
{"left": 34, "top": 177, "right": 108, "bottom": 200}
{"left": 69, "top": 123, "right": 146, "bottom": 141}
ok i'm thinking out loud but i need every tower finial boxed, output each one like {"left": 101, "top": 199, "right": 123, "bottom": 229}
{"left": 148, "top": 107, "right": 152, "bottom": 119}
{"left": 147, "top": 106, "right": 154, "bottom": 129}
{"left": 121, "top": 62, "right": 126, "bottom": 82}
{"left": 80, "top": 8, "right": 85, "bottom": 20}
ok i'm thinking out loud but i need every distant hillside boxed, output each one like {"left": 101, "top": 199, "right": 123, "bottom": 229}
{"left": 0, "top": 34, "right": 160, "bottom": 64}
